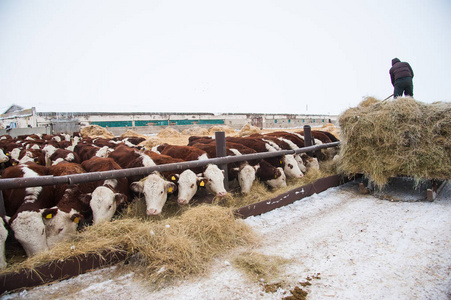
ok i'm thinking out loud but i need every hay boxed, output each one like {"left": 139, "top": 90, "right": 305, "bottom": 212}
{"left": 119, "top": 130, "right": 147, "bottom": 140}
{"left": 207, "top": 125, "right": 236, "bottom": 135}
{"left": 232, "top": 251, "right": 289, "bottom": 282}
{"left": 80, "top": 125, "right": 115, "bottom": 139}
{"left": 3, "top": 205, "right": 256, "bottom": 287}
{"left": 157, "top": 127, "right": 181, "bottom": 138}
{"left": 181, "top": 126, "right": 209, "bottom": 136}
{"left": 318, "top": 123, "right": 340, "bottom": 140}
{"left": 338, "top": 97, "right": 451, "bottom": 188}
{"left": 239, "top": 124, "right": 261, "bottom": 137}
{"left": 139, "top": 137, "right": 163, "bottom": 150}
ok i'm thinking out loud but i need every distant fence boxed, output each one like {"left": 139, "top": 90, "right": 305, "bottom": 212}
{"left": 0, "top": 127, "right": 51, "bottom": 138}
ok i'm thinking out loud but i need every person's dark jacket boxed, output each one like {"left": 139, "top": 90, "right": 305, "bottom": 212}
{"left": 389, "top": 58, "right": 414, "bottom": 85}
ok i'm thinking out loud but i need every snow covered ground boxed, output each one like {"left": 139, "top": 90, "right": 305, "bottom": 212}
{"left": 3, "top": 180, "right": 451, "bottom": 300}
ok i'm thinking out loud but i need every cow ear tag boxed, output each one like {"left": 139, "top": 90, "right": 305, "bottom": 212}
{"left": 275, "top": 174, "right": 277, "bottom": 179}
{"left": 280, "top": 160, "right": 283, "bottom": 165}
{"left": 200, "top": 181, "right": 205, "bottom": 187}
{"left": 171, "top": 176, "right": 176, "bottom": 181}
{"left": 168, "top": 187, "right": 173, "bottom": 193}
{"left": 73, "top": 217, "right": 80, "bottom": 224}
{"left": 45, "top": 214, "right": 53, "bottom": 219}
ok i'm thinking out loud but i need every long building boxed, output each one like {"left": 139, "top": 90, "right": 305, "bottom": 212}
{"left": 0, "top": 105, "right": 337, "bottom": 136}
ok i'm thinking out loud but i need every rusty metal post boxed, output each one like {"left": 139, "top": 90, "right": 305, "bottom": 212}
{"left": 303, "top": 125, "right": 314, "bottom": 156}
{"left": 0, "top": 191, "right": 5, "bottom": 217}
{"left": 215, "top": 131, "right": 229, "bottom": 190}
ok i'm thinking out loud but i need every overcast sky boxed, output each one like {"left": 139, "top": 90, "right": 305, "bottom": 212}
{"left": 0, "top": 0, "right": 450, "bottom": 115}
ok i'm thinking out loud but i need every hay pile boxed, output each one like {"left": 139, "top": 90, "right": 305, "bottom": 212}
{"left": 318, "top": 123, "right": 340, "bottom": 140}
{"left": 181, "top": 126, "right": 209, "bottom": 136}
{"left": 338, "top": 97, "right": 451, "bottom": 187}
{"left": 139, "top": 137, "right": 163, "bottom": 150}
{"left": 207, "top": 125, "right": 236, "bottom": 135}
{"left": 157, "top": 127, "right": 181, "bottom": 138}
{"left": 238, "top": 124, "right": 261, "bottom": 137}
{"left": 119, "top": 130, "right": 147, "bottom": 140}
{"left": 4, "top": 205, "right": 256, "bottom": 286}
{"left": 80, "top": 125, "right": 115, "bottom": 139}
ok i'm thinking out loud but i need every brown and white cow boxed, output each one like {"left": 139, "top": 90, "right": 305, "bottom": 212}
{"left": 2, "top": 163, "right": 56, "bottom": 256}
{"left": 81, "top": 157, "right": 129, "bottom": 224}
{"left": 190, "top": 143, "right": 259, "bottom": 194}
{"left": 144, "top": 150, "right": 206, "bottom": 206}
{"left": 226, "top": 136, "right": 303, "bottom": 180}
{"left": 108, "top": 145, "right": 179, "bottom": 215}
{"left": 0, "top": 218, "right": 8, "bottom": 268}
{"left": 159, "top": 145, "right": 227, "bottom": 197}
{"left": 0, "top": 148, "right": 9, "bottom": 164}
{"left": 74, "top": 143, "right": 112, "bottom": 162}
{"left": 44, "top": 162, "right": 91, "bottom": 248}
{"left": 48, "top": 149, "right": 81, "bottom": 166}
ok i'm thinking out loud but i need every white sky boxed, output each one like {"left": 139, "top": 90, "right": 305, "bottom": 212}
{"left": 0, "top": 0, "right": 450, "bottom": 115}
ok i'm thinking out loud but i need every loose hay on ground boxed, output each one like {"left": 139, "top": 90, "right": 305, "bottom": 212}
{"left": 232, "top": 251, "right": 290, "bottom": 282}
{"left": 338, "top": 97, "right": 451, "bottom": 188}
{"left": 239, "top": 124, "right": 261, "bottom": 137}
{"left": 2, "top": 205, "right": 256, "bottom": 288}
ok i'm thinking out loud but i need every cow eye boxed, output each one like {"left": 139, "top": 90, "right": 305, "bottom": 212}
{"left": 58, "top": 227, "right": 64, "bottom": 233}
{"left": 108, "top": 205, "right": 112, "bottom": 210}
{"left": 209, "top": 179, "right": 212, "bottom": 182}
{"left": 190, "top": 184, "right": 194, "bottom": 188}
{"left": 160, "top": 191, "right": 164, "bottom": 194}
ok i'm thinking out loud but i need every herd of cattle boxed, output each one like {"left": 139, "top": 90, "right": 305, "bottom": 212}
{"left": 0, "top": 129, "right": 339, "bottom": 268}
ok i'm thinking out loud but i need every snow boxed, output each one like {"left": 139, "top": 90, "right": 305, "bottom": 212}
{"left": 3, "top": 181, "right": 451, "bottom": 300}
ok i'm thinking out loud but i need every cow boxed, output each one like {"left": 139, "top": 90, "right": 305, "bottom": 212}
{"left": 190, "top": 143, "right": 259, "bottom": 194}
{"left": 144, "top": 150, "right": 206, "bottom": 205}
{"left": 264, "top": 131, "right": 320, "bottom": 171}
{"left": 225, "top": 137, "right": 303, "bottom": 179}
{"left": 49, "top": 149, "right": 81, "bottom": 165}
{"left": 74, "top": 143, "right": 112, "bottom": 162}
{"left": 108, "top": 145, "right": 184, "bottom": 214}
{"left": 80, "top": 157, "right": 129, "bottom": 224}
{"left": 0, "top": 219, "right": 8, "bottom": 268}
{"left": 44, "top": 162, "right": 91, "bottom": 248}
{"left": 0, "top": 148, "right": 9, "bottom": 164}
{"left": 129, "top": 172, "right": 177, "bottom": 216}
{"left": 159, "top": 145, "right": 227, "bottom": 198}
{"left": 2, "top": 163, "right": 56, "bottom": 256}
{"left": 17, "top": 148, "right": 46, "bottom": 166}
{"left": 188, "top": 139, "right": 286, "bottom": 189}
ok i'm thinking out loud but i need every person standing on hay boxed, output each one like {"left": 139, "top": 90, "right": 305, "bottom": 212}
{"left": 389, "top": 58, "right": 414, "bottom": 98}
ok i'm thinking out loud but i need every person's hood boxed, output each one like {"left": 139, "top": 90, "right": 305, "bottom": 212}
{"left": 392, "top": 58, "right": 400, "bottom": 66}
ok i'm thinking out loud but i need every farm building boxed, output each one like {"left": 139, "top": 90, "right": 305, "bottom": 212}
{"left": 0, "top": 105, "right": 337, "bottom": 136}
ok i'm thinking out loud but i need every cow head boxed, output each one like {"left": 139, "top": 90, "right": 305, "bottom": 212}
{"left": 233, "top": 163, "right": 259, "bottom": 194}
{"left": 202, "top": 164, "right": 227, "bottom": 197}
{"left": 265, "top": 167, "right": 287, "bottom": 188}
{"left": 282, "top": 155, "right": 304, "bottom": 179}
{"left": 294, "top": 154, "right": 307, "bottom": 173}
{"left": 130, "top": 172, "right": 177, "bottom": 216}
{"left": 0, "top": 218, "right": 8, "bottom": 268}
{"left": 42, "top": 207, "right": 83, "bottom": 248}
{"left": 0, "top": 149, "right": 9, "bottom": 163}
{"left": 87, "top": 186, "right": 127, "bottom": 224}
{"left": 174, "top": 169, "right": 207, "bottom": 205}
{"left": 10, "top": 210, "right": 49, "bottom": 256}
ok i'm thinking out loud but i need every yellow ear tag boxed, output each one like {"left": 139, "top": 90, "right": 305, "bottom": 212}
{"left": 171, "top": 176, "right": 176, "bottom": 181}
{"left": 73, "top": 217, "right": 80, "bottom": 224}
{"left": 45, "top": 214, "right": 53, "bottom": 219}
{"left": 168, "top": 187, "right": 173, "bottom": 193}
{"left": 200, "top": 181, "right": 205, "bottom": 187}
{"left": 275, "top": 174, "right": 277, "bottom": 179}
{"left": 280, "top": 160, "right": 283, "bottom": 165}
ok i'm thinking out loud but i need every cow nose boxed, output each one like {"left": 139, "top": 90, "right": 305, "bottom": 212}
{"left": 177, "top": 199, "right": 188, "bottom": 205}
{"left": 218, "top": 191, "right": 227, "bottom": 197}
{"left": 146, "top": 208, "right": 160, "bottom": 216}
